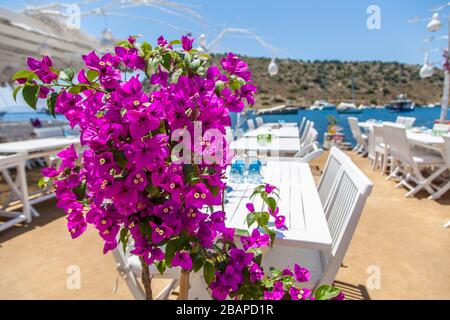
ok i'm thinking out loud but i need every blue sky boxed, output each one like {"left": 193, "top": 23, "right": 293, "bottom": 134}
{"left": 1, "top": 0, "right": 448, "bottom": 64}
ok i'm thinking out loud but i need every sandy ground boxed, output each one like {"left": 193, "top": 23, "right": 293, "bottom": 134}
{"left": 0, "top": 151, "right": 449, "bottom": 300}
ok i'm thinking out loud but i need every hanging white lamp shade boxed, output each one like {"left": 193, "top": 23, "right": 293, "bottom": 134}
{"left": 427, "top": 13, "right": 442, "bottom": 32}
{"left": 268, "top": 58, "right": 278, "bottom": 76}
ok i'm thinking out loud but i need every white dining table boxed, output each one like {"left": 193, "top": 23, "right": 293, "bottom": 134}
{"left": 0, "top": 136, "right": 80, "bottom": 218}
{"left": 358, "top": 121, "right": 445, "bottom": 151}
{"left": 230, "top": 137, "right": 301, "bottom": 155}
{"left": 0, "top": 137, "right": 80, "bottom": 157}
{"left": 224, "top": 161, "right": 332, "bottom": 250}
{"left": 244, "top": 125, "right": 300, "bottom": 138}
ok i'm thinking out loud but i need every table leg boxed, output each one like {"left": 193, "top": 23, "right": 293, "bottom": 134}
{"left": 17, "top": 161, "right": 31, "bottom": 223}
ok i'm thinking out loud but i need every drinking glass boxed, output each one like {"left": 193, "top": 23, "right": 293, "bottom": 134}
{"left": 247, "top": 161, "right": 263, "bottom": 184}
{"left": 229, "top": 161, "right": 245, "bottom": 183}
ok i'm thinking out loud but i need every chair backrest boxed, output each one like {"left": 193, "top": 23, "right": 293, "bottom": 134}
{"left": 300, "top": 120, "right": 312, "bottom": 145}
{"left": 33, "top": 127, "right": 64, "bottom": 138}
{"left": 372, "top": 124, "right": 384, "bottom": 147}
{"left": 298, "top": 117, "right": 307, "bottom": 136}
{"left": 367, "top": 124, "right": 384, "bottom": 159}
{"left": 396, "top": 116, "right": 406, "bottom": 124}
{"left": 247, "top": 119, "right": 255, "bottom": 131}
{"left": 347, "top": 117, "right": 365, "bottom": 146}
{"left": 255, "top": 117, "right": 264, "bottom": 128}
{"left": 403, "top": 117, "right": 416, "bottom": 128}
{"left": 235, "top": 128, "right": 245, "bottom": 139}
{"left": 319, "top": 147, "right": 373, "bottom": 285}
{"left": 317, "top": 147, "right": 351, "bottom": 209}
{"left": 302, "top": 127, "right": 318, "bottom": 147}
{"left": 382, "top": 123, "right": 413, "bottom": 165}
{"left": 225, "top": 126, "right": 234, "bottom": 143}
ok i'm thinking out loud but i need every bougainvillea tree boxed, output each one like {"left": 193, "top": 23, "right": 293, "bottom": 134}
{"left": 12, "top": 35, "right": 342, "bottom": 300}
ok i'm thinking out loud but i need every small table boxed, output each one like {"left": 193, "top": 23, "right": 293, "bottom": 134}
{"left": 0, "top": 137, "right": 80, "bottom": 218}
{"left": 225, "top": 161, "right": 332, "bottom": 250}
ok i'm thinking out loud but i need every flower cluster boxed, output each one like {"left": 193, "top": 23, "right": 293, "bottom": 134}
{"left": 13, "top": 35, "right": 341, "bottom": 301}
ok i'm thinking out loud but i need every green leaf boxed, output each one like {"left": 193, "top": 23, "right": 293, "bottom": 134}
{"left": 140, "top": 41, "right": 152, "bottom": 55}
{"left": 256, "top": 211, "right": 270, "bottom": 227}
{"left": 265, "top": 197, "right": 277, "bottom": 213}
{"left": 203, "top": 261, "right": 215, "bottom": 285}
{"left": 112, "top": 149, "right": 127, "bottom": 170}
{"left": 61, "top": 68, "right": 75, "bottom": 82}
{"left": 314, "top": 285, "right": 342, "bottom": 300}
{"left": 263, "top": 226, "right": 277, "bottom": 247}
{"left": 165, "top": 239, "right": 178, "bottom": 266}
{"left": 119, "top": 227, "right": 129, "bottom": 253}
{"left": 234, "top": 228, "right": 250, "bottom": 237}
{"left": 68, "top": 84, "right": 90, "bottom": 94}
{"left": 246, "top": 213, "right": 256, "bottom": 228}
{"left": 171, "top": 68, "right": 183, "bottom": 83}
{"left": 169, "top": 39, "right": 182, "bottom": 46}
{"left": 22, "top": 85, "right": 39, "bottom": 109}
{"left": 47, "top": 92, "right": 58, "bottom": 118}
{"left": 156, "top": 260, "right": 166, "bottom": 275}
{"left": 191, "top": 253, "right": 204, "bottom": 272}
{"left": 162, "top": 52, "right": 172, "bottom": 70}
{"left": 12, "top": 85, "right": 23, "bottom": 102}
{"left": 11, "top": 70, "right": 35, "bottom": 81}
{"left": 86, "top": 69, "right": 99, "bottom": 82}
{"left": 37, "top": 177, "right": 48, "bottom": 189}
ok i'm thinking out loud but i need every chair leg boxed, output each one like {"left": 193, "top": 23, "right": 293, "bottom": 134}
{"left": 428, "top": 180, "right": 450, "bottom": 200}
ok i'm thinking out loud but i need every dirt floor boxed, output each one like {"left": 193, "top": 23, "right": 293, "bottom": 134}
{"left": 0, "top": 151, "right": 449, "bottom": 300}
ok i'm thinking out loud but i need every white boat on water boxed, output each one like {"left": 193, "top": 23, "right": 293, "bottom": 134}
{"left": 309, "top": 100, "right": 336, "bottom": 110}
{"left": 337, "top": 102, "right": 362, "bottom": 114}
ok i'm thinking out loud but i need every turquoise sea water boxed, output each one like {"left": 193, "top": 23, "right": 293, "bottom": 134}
{"left": 0, "top": 112, "right": 67, "bottom": 122}
{"left": 234, "top": 107, "right": 448, "bottom": 146}
{"left": 1, "top": 107, "right": 447, "bottom": 147}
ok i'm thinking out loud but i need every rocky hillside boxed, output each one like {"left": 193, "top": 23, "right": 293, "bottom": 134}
{"left": 212, "top": 55, "right": 444, "bottom": 108}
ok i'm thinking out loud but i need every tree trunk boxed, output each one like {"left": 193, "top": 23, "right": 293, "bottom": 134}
{"left": 178, "top": 270, "right": 190, "bottom": 300}
{"left": 139, "top": 256, "right": 153, "bottom": 300}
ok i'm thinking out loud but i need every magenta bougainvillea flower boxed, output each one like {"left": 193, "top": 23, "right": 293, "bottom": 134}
{"left": 13, "top": 34, "right": 342, "bottom": 301}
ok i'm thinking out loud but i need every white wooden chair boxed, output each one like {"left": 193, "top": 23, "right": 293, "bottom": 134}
{"left": 112, "top": 242, "right": 180, "bottom": 300}
{"left": 255, "top": 117, "right": 264, "bottom": 128}
{"left": 263, "top": 147, "right": 373, "bottom": 288}
{"left": 348, "top": 117, "right": 367, "bottom": 156}
{"left": 298, "top": 117, "right": 307, "bottom": 138}
{"left": 428, "top": 135, "right": 450, "bottom": 200}
{"left": 0, "top": 153, "right": 31, "bottom": 232}
{"left": 383, "top": 123, "right": 446, "bottom": 197}
{"left": 396, "top": 116, "right": 416, "bottom": 128}
{"left": 368, "top": 124, "right": 389, "bottom": 172}
{"left": 246, "top": 119, "right": 256, "bottom": 131}
{"left": 300, "top": 120, "right": 313, "bottom": 147}
{"left": 403, "top": 117, "right": 416, "bottom": 128}
{"left": 317, "top": 147, "right": 351, "bottom": 209}
{"left": 225, "top": 127, "right": 234, "bottom": 143}
{"left": 278, "top": 142, "right": 324, "bottom": 163}
{"left": 33, "top": 127, "right": 64, "bottom": 138}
